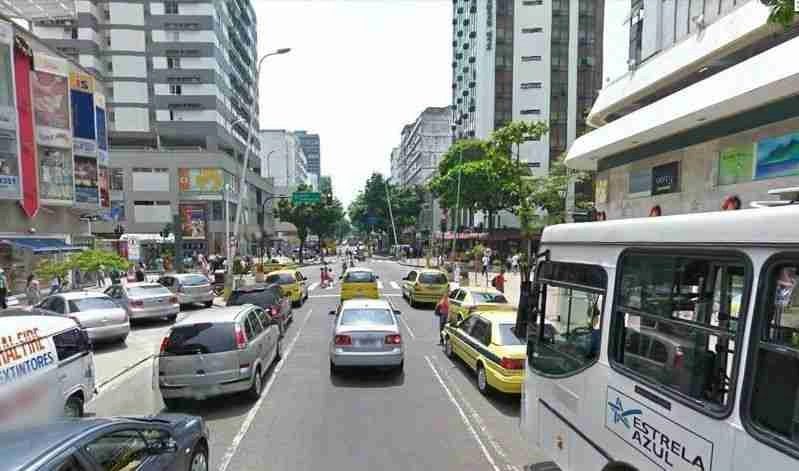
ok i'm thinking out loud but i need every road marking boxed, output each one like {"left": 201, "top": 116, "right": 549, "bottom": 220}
{"left": 399, "top": 314, "right": 416, "bottom": 340}
{"left": 308, "top": 282, "right": 319, "bottom": 291}
{"left": 218, "top": 309, "right": 314, "bottom": 471}
{"left": 424, "top": 356, "right": 501, "bottom": 471}
{"left": 309, "top": 293, "right": 340, "bottom": 298}
{"left": 377, "top": 280, "right": 384, "bottom": 289}
{"left": 390, "top": 281, "right": 400, "bottom": 290}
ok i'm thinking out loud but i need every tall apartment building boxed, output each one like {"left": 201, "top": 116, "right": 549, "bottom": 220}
{"left": 28, "top": 0, "right": 273, "bottom": 257}
{"left": 260, "top": 129, "right": 310, "bottom": 190}
{"left": 294, "top": 130, "right": 320, "bottom": 180}
{"left": 566, "top": 1, "right": 799, "bottom": 220}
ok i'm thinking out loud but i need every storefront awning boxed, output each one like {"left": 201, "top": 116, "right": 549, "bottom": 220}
{"left": 0, "top": 238, "right": 84, "bottom": 254}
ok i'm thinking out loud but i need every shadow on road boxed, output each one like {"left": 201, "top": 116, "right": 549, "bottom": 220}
{"left": 91, "top": 339, "right": 129, "bottom": 354}
{"left": 330, "top": 368, "right": 405, "bottom": 388}
{"left": 444, "top": 355, "right": 521, "bottom": 419}
{"left": 158, "top": 393, "right": 257, "bottom": 421}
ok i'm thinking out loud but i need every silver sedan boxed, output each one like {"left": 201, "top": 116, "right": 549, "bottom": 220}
{"left": 329, "top": 298, "right": 404, "bottom": 375}
{"left": 105, "top": 282, "right": 180, "bottom": 322}
{"left": 35, "top": 292, "right": 130, "bottom": 343}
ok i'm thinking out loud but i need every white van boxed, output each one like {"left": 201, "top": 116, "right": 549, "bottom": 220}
{"left": 0, "top": 315, "right": 96, "bottom": 431}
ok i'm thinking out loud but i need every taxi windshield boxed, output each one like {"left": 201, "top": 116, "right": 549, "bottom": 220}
{"left": 344, "top": 271, "right": 376, "bottom": 283}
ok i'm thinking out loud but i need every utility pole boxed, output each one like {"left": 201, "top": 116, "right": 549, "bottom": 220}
{"left": 450, "top": 148, "right": 463, "bottom": 259}
{"left": 384, "top": 181, "right": 399, "bottom": 250}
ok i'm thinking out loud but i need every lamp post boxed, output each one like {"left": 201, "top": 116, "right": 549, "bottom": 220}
{"left": 261, "top": 193, "right": 288, "bottom": 261}
{"left": 231, "top": 47, "right": 291, "bottom": 275}
{"left": 265, "top": 149, "right": 278, "bottom": 179}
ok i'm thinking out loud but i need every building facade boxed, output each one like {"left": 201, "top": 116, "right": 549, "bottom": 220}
{"left": 260, "top": 129, "right": 310, "bottom": 190}
{"left": 566, "top": 1, "right": 799, "bottom": 219}
{"left": 294, "top": 130, "right": 320, "bottom": 180}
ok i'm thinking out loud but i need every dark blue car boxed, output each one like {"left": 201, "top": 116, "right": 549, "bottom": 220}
{"left": 2, "top": 415, "right": 209, "bottom": 471}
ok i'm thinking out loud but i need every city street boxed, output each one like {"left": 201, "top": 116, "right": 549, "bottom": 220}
{"left": 85, "top": 259, "right": 544, "bottom": 471}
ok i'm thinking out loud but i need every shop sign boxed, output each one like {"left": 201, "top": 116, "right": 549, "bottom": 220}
{"left": 652, "top": 161, "right": 680, "bottom": 195}
{"left": 127, "top": 238, "right": 140, "bottom": 262}
{"left": 70, "top": 71, "right": 96, "bottom": 158}
{"left": 15, "top": 39, "right": 38, "bottom": 217}
{"left": 179, "top": 168, "right": 225, "bottom": 193}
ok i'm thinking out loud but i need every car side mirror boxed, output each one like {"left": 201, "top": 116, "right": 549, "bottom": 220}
{"left": 328, "top": 310, "right": 337, "bottom": 316}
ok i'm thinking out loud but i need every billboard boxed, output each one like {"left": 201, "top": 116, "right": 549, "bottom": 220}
{"left": 32, "top": 53, "right": 71, "bottom": 149}
{"left": 180, "top": 203, "right": 207, "bottom": 239}
{"left": 755, "top": 131, "right": 799, "bottom": 179}
{"left": 179, "top": 168, "right": 224, "bottom": 192}
{"left": 718, "top": 144, "right": 754, "bottom": 185}
{"left": 0, "top": 20, "right": 20, "bottom": 200}
{"left": 70, "top": 71, "right": 96, "bottom": 157}
{"left": 74, "top": 155, "right": 98, "bottom": 204}
{"left": 38, "top": 146, "right": 74, "bottom": 204}
{"left": 98, "top": 165, "right": 109, "bottom": 207}
{"left": 651, "top": 161, "right": 680, "bottom": 195}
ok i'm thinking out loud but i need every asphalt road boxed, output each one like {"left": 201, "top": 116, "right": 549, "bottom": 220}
{"left": 86, "top": 259, "right": 544, "bottom": 471}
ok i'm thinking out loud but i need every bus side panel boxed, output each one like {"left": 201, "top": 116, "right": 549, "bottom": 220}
{"left": 539, "top": 403, "right": 572, "bottom": 470}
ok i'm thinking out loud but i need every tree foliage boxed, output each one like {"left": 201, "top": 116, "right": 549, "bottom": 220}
{"left": 34, "top": 249, "right": 130, "bottom": 282}
{"left": 274, "top": 183, "right": 345, "bottom": 263}
{"left": 347, "top": 173, "right": 423, "bottom": 241}
{"left": 763, "top": 0, "right": 796, "bottom": 27}
{"left": 519, "top": 159, "right": 590, "bottom": 232}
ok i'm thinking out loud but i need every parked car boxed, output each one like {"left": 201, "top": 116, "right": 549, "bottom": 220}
{"left": 339, "top": 268, "right": 379, "bottom": 301}
{"left": 36, "top": 292, "right": 130, "bottom": 344}
{"left": 442, "top": 311, "right": 526, "bottom": 395}
{"left": 227, "top": 284, "right": 293, "bottom": 336}
{"left": 1, "top": 415, "right": 209, "bottom": 471}
{"left": 329, "top": 298, "right": 403, "bottom": 375}
{"left": 158, "top": 274, "right": 214, "bottom": 308}
{"left": 105, "top": 282, "right": 180, "bottom": 322}
{"left": 0, "top": 315, "right": 95, "bottom": 428}
{"left": 157, "top": 305, "right": 281, "bottom": 408}
{"left": 264, "top": 270, "right": 308, "bottom": 307}
{"left": 401, "top": 269, "right": 449, "bottom": 308}
{"left": 446, "top": 287, "right": 514, "bottom": 323}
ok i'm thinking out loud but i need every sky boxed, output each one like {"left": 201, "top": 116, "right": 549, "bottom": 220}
{"left": 254, "top": 0, "right": 452, "bottom": 209}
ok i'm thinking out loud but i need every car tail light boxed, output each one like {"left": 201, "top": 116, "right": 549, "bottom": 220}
{"left": 235, "top": 324, "right": 248, "bottom": 349}
{"left": 384, "top": 334, "right": 402, "bottom": 345}
{"left": 159, "top": 337, "right": 170, "bottom": 353}
{"left": 169, "top": 296, "right": 178, "bottom": 304}
{"left": 130, "top": 299, "right": 144, "bottom": 308}
{"left": 500, "top": 357, "right": 524, "bottom": 370}
{"left": 673, "top": 348, "right": 684, "bottom": 369}
{"left": 334, "top": 334, "right": 352, "bottom": 346}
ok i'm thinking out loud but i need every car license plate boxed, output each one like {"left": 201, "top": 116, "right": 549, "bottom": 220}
{"left": 356, "top": 339, "right": 379, "bottom": 347}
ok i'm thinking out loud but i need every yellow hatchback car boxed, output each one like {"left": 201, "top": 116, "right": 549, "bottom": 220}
{"left": 447, "top": 286, "right": 515, "bottom": 323}
{"left": 443, "top": 311, "right": 526, "bottom": 395}
{"left": 265, "top": 269, "right": 309, "bottom": 307}
{"left": 339, "top": 268, "right": 379, "bottom": 301}
{"left": 401, "top": 269, "right": 448, "bottom": 308}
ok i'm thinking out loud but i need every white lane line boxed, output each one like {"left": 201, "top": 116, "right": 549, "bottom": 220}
{"left": 377, "top": 280, "right": 384, "bottom": 290}
{"left": 424, "top": 356, "right": 501, "bottom": 471}
{"left": 308, "top": 282, "right": 319, "bottom": 291}
{"left": 390, "top": 281, "right": 400, "bottom": 290}
{"left": 309, "top": 294, "right": 340, "bottom": 298}
{"left": 399, "top": 314, "right": 416, "bottom": 340}
{"left": 218, "top": 308, "right": 314, "bottom": 471}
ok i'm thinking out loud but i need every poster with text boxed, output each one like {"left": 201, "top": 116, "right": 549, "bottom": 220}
{"left": 98, "top": 165, "right": 110, "bottom": 207}
{"left": 651, "top": 161, "right": 680, "bottom": 195}
{"left": 70, "top": 71, "right": 96, "bottom": 157}
{"left": 95, "top": 93, "right": 108, "bottom": 152}
{"left": 0, "top": 21, "right": 20, "bottom": 199}
{"left": 32, "top": 53, "right": 71, "bottom": 149}
{"left": 180, "top": 203, "right": 207, "bottom": 239}
{"left": 74, "top": 155, "right": 99, "bottom": 204}
{"left": 755, "top": 131, "right": 799, "bottom": 179}
{"left": 718, "top": 144, "right": 755, "bottom": 185}
{"left": 38, "top": 146, "right": 74, "bottom": 204}
{"left": 178, "top": 168, "right": 224, "bottom": 192}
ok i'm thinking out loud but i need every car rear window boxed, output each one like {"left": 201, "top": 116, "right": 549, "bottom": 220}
{"left": 496, "top": 323, "right": 524, "bottom": 346}
{"left": 472, "top": 292, "right": 508, "bottom": 304}
{"left": 128, "top": 285, "right": 171, "bottom": 297}
{"left": 266, "top": 273, "right": 296, "bottom": 285}
{"left": 180, "top": 275, "right": 209, "bottom": 286}
{"left": 419, "top": 273, "right": 447, "bottom": 284}
{"left": 164, "top": 323, "right": 235, "bottom": 355}
{"left": 339, "top": 309, "right": 394, "bottom": 326}
{"left": 344, "top": 271, "right": 376, "bottom": 283}
{"left": 68, "top": 297, "right": 119, "bottom": 312}
{"left": 227, "top": 290, "right": 277, "bottom": 307}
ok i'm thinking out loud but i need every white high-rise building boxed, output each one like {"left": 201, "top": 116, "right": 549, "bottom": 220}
{"left": 260, "top": 130, "right": 310, "bottom": 189}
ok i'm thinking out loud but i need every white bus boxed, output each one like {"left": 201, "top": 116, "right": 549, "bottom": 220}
{"left": 519, "top": 204, "right": 799, "bottom": 471}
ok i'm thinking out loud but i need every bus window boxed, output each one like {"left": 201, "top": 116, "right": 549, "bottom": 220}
{"left": 528, "top": 261, "right": 606, "bottom": 376}
{"left": 611, "top": 252, "right": 746, "bottom": 413}
{"left": 747, "top": 261, "right": 799, "bottom": 453}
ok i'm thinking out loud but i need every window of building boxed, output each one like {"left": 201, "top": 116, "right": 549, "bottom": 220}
{"left": 629, "top": 0, "right": 644, "bottom": 67}
{"left": 166, "top": 57, "right": 181, "bottom": 69}
{"left": 105, "top": 35, "right": 111, "bottom": 47}
{"left": 106, "top": 61, "right": 113, "bottom": 72}
{"left": 520, "top": 82, "right": 542, "bottom": 89}
{"left": 169, "top": 110, "right": 176, "bottom": 121}
{"left": 611, "top": 251, "right": 748, "bottom": 414}
{"left": 165, "top": 1, "right": 179, "bottom": 14}
{"left": 521, "top": 55, "right": 542, "bottom": 62}
{"left": 522, "top": 27, "right": 543, "bottom": 34}
{"left": 110, "top": 168, "right": 124, "bottom": 191}
{"left": 103, "top": 8, "right": 110, "bottom": 20}
{"left": 523, "top": 0, "right": 543, "bottom": 5}
{"left": 527, "top": 262, "right": 607, "bottom": 377}
{"left": 745, "top": 258, "right": 799, "bottom": 454}
{"left": 520, "top": 109, "right": 541, "bottom": 115}
{"left": 167, "top": 31, "right": 180, "bottom": 41}
{"left": 169, "top": 84, "right": 182, "bottom": 95}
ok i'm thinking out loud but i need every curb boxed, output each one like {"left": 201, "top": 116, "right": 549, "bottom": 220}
{"left": 95, "top": 353, "right": 154, "bottom": 391}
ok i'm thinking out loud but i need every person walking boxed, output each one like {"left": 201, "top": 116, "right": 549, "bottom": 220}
{"left": 0, "top": 268, "right": 8, "bottom": 309}
{"left": 481, "top": 253, "right": 490, "bottom": 280}
{"left": 97, "top": 265, "right": 106, "bottom": 288}
{"left": 511, "top": 253, "right": 520, "bottom": 273}
{"left": 491, "top": 268, "right": 506, "bottom": 293}
{"left": 436, "top": 296, "right": 449, "bottom": 345}
{"left": 135, "top": 263, "right": 145, "bottom": 282}
{"left": 49, "top": 275, "right": 61, "bottom": 296}
{"left": 25, "top": 274, "right": 41, "bottom": 306}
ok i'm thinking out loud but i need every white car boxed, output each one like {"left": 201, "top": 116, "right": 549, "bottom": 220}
{"left": 329, "top": 298, "right": 404, "bottom": 375}
{"left": 36, "top": 291, "right": 130, "bottom": 344}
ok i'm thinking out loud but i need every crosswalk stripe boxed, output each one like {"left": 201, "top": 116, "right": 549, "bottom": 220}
{"left": 390, "top": 281, "right": 400, "bottom": 290}
{"left": 308, "top": 282, "right": 319, "bottom": 291}
{"left": 377, "top": 281, "right": 384, "bottom": 290}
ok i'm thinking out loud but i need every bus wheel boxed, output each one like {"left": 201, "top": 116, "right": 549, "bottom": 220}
{"left": 601, "top": 462, "right": 638, "bottom": 471}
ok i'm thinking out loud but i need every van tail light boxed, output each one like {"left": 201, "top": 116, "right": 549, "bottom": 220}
{"left": 159, "top": 336, "right": 170, "bottom": 354}
{"left": 334, "top": 334, "right": 352, "bottom": 346}
{"left": 130, "top": 299, "right": 144, "bottom": 308}
{"left": 500, "top": 357, "right": 524, "bottom": 370}
{"left": 169, "top": 296, "right": 178, "bottom": 304}
{"left": 384, "top": 334, "right": 402, "bottom": 345}
{"left": 235, "top": 325, "right": 248, "bottom": 350}
{"left": 673, "top": 349, "right": 684, "bottom": 369}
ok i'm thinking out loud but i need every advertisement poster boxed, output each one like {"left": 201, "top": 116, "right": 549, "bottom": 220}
{"left": 70, "top": 71, "right": 96, "bottom": 157}
{"left": 74, "top": 155, "right": 98, "bottom": 204}
{"left": 32, "top": 53, "right": 71, "bottom": 149}
{"left": 0, "top": 21, "right": 20, "bottom": 200}
{"left": 718, "top": 144, "right": 754, "bottom": 185}
{"left": 180, "top": 204, "right": 207, "bottom": 239}
{"left": 15, "top": 41, "right": 38, "bottom": 217}
{"left": 38, "top": 146, "right": 74, "bottom": 204}
{"left": 98, "top": 166, "right": 110, "bottom": 207}
{"left": 178, "top": 168, "right": 224, "bottom": 192}
{"left": 628, "top": 168, "right": 651, "bottom": 198}
{"left": 651, "top": 161, "right": 680, "bottom": 195}
{"left": 595, "top": 178, "right": 608, "bottom": 204}
{"left": 755, "top": 131, "right": 799, "bottom": 179}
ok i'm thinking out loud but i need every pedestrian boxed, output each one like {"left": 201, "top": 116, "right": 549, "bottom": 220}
{"left": 436, "top": 295, "right": 449, "bottom": 345}
{"left": 135, "top": 263, "right": 145, "bottom": 282}
{"left": 320, "top": 266, "right": 328, "bottom": 289}
{"left": 491, "top": 268, "right": 506, "bottom": 293}
{"left": 481, "top": 253, "right": 490, "bottom": 279}
{"left": 26, "top": 274, "right": 41, "bottom": 306}
{"left": 49, "top": 275, "right": 61, "bottom": 296}
{"left": 511, "top": 253, "right": 519, "bottom": 273}
{"left": 97, "top": 265, "right": 105, "bottom": 288}
{"left": 0, "top": 268, "right": 7, "bottom": 309}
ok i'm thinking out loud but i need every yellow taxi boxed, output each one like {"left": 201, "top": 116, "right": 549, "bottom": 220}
{"left": 339, "top": 267, "right": 379, "bottom": 301}
{"left": 446, "top": 286, "right": 515, "bottom": 323}
{"left": 401, "top": 269, "right": 448, "bottom": 308}
{"left": 443, "top": 311, "right": 525, "bottom": 395}
{"left": 265, "top": 269, "right": 308, "bottom": 306}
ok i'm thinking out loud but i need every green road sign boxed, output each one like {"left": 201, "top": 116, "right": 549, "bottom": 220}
{"left": 292, "top": 191, "right": 321, "bottom": 204}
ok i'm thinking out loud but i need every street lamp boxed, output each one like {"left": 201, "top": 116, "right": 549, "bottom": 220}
{"left": 265, "top": 149, "right": 278, "bottom": 178}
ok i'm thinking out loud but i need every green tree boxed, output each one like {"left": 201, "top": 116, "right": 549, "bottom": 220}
{"left": 34, "top": 257, "right": 72, "bottom": 283}
{"left": 308, "top": 195, "right": 345, "bottom": 260}
{"left": 347, "top": 173, "right": 423, "bottom": 243}
{"left": 274, "top": 184, "right": 345, "bottom": 263}
{"left": 763, "top": 0, "right": 795, "bottom": 27}
{"left": 71, "top": 249, "right": 131, "bottom": 275}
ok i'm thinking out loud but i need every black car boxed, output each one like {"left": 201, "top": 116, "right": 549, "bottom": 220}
{"left": 2, "top": 415, "right": 209, "bottom": 471}
{"left": 226, "top": 283, "right": 293, "bottom": 336}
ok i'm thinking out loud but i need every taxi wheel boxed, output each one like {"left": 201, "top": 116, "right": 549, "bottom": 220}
{"left": 476, "top": 363, "right": 492, "bottom": 396}
{"left": 443, "top": 336, "right": 454, "bottom": 358}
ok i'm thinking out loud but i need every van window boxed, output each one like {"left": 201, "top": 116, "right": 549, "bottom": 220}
{"left": 54, "top": 328, "right": 91, "bottom": 361}
{"left": 164, "top": 323, "right": 235, "bottom": 355}
{"left": 611, "top": 252, "right": 747, "bottom": 413}
{"left": 528, "top": 261, "right": 606, "bottom": 377}
{"left": 50, "top": 297, "right": 67, "bottom": 314}
{"left": 746, "top": 260, "right": 799, "bottom": 453}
